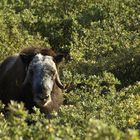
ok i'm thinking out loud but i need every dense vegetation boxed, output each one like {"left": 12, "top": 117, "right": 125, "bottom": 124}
{"left": 0, "top": 0, "right": 140, "bottom": 139}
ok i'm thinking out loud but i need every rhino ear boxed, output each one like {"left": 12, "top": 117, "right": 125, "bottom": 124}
{"left": 53, "top": 54, "right": 64, "bottom": 64}
{"left": 20, "top": 54, "right": 35, "bottom": 65}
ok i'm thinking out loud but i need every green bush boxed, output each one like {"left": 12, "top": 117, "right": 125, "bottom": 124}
{"left": 0, "top": 0, "right": 140, "bottom": 139}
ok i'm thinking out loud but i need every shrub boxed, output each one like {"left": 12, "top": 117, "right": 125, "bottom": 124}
{"left": 0, "top": 0, "right": 140, "bottom": 139}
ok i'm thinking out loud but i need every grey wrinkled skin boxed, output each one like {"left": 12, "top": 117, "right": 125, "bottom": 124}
{"left": 23, "top": 54, "right": 63, "bottom": 108}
